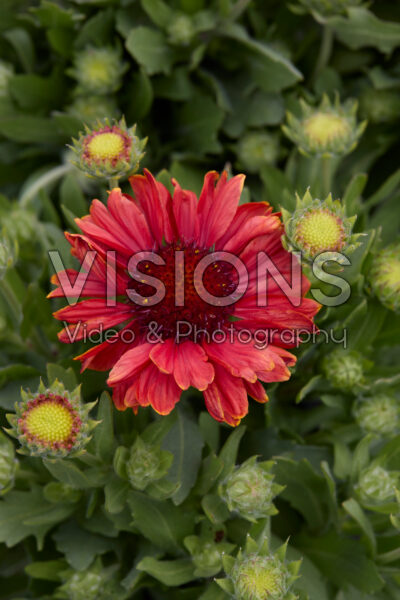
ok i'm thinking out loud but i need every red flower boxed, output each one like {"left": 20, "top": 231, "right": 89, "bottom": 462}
{"left": 50, "top": 170, "right": 319, "bottom": 426}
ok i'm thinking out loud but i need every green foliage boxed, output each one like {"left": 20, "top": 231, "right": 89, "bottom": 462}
{"left": 1, "top": 0, "right": 400, "bottom": 598}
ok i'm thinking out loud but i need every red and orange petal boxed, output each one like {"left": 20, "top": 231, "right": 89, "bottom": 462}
{"left": 50, "top": 168, "right": 320, "bottom": 425}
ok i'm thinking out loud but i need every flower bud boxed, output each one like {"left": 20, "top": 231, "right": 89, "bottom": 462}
{"left": 55, "top": 560, "right": 121, "bottom": 600}
{"left": 185, "top": 535, "right": 234, "bottom": 578}
{"left": 126, "top": 436, "right": 173, "bottom": 491}
{"left": 354, "top": 394, "right": 400, "bottom": 436}
{"left": 356, "top": 465, "right": 400, "bottom": 505}
{"left": 2, "top": 207, "right": 37, "bottom": 243}
{"left": 0, "top": 431, "right": 17, "bottom": 496}
{"left": 236, "top": 131, "right": 280, "bottom": 173}
{"left": 368, "top": 242, "right": 400, "bottom": 312}
{"left": 283, "top": 94, "right": 366, "bottom": 157}
{"left": 0, "top": 60, "right": 14, "bottom": 97}
{"left": 6, "top": 380, "right": 98, "bottom": 458}
{"left": 43, "top": 481, "right": 81, "bottom": 504}
{"left": 68, "top": 46, "right": 127, "bottom": 95}
{"left": 282, "top": 189, "right": 361, "bottom": 261}
{"left": 219, "top": 457, "right": 284, "bottom": 522}
{"left": 70, "top": 118, "right": 147, "bottom": 182}
{"left": 217, "top": 536, "right": 301, "bottom": 600}
{"left": 167, "top": 14, "right": 195, "bottom": 45}
{"left": 322, "top": 349, "right": 365, "bottom": 393}
{"left": 67, "top": 95, "right": 120, "bottom": 125}
{"left": 360, "top": 88, "right": 400, "bottom": 124}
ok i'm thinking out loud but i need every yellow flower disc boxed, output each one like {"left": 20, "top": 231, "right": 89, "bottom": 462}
{"left": 234, "top": 555, "right": 287, "bottom": 600}
{"left": 87, "top": 131, "right": 125, "bottom": 161}
{"left": 295, "top": 208, "right": 345, "bottom": 255}
{"left": 24, "top": 400, "right": 74, "bottom": 444}
{"left": 303, "top": 112, "right": 351, "bottom": 147}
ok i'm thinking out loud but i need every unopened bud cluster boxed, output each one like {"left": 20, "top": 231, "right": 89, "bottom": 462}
{"left": 354, "top": 394, "right": 400, "bottom": 436}
{"left": 217, "top": 536, "right": 301, "bottom": 600}
{"left": 282, "top": 189, "right": 361, "bottom": 261}
{"left": 368, "top": 242, "right": 400, "bottom": 312}
{"left": 219, "top": 457, "right": 283, "bottom": 522}
{"left": 283, "top": 94, "right": 366, "bottom": 157}
{"left": 322, "top": 349, "right": 365, "bottom": 393}
{"left": 126, "top": 436, "right": 173, "bottom": 491}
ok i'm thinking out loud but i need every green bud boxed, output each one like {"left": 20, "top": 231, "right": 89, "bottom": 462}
{"left": 167, "top": 14, "right": 195, "bottom": 45}
{"left": 281, "top": 189, "right": 362, "bottom": 262}
{"left": 219, "top": 457, "right": 284, "bottom": 522}
{"left": 185, "top": 534, "right": 235, "bottom": 578}
{"left": 70, "top": 118, "right": 147, "bottom": 182}
{"left": 55, "top": 560, "right": 122, "bottom": 600}
{"left": 236, "top": 131, "right": 280, "bottom": 173}
{"left": 67, "top": 95, "right": 120, "bottom": 125}
{"left": 0, "top": 61, "right": 14, "bottom": 97}
{"left": 322, "top": 349, "right": 365, "bottom": 393}
{"left": 68, "top": 46, "right": 128, "bottom": 95}
{"left": 354, "top": 394, "right": 400, "bottom": 436}
{"left": 0, "top": 431, "right": 17, "bottom": 496}
{"left": 368, "top": 242, "right": 400, "bottom": 312}
{"left": 356, "top": 465, "right": 400, "bottom": 505}
{"left": 360, "top": 88, "right": 400, "bottom": 124}
{"left": 5, "top": 380, "right": 98, "bottom": 459}
{"left": 43, "top": 482, "right": 82, "bottom": 504}
{"left": 217, "top": 537, "right": 301, "bottom": 600}
{"left": 126, "top": 436, "right": 173, "bottom": 491}
{"left": 282, "top": 93, "right": 366, "bottom": 158}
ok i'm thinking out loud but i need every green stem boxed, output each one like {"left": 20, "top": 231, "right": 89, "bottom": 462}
{"left": 312, "top": 26, "right": 334, "bottom": 83}
{"left": 0, "top": 278, "right": 21, "bottom": 327}
{"left": 19, "top": 164, "right": 72, "bottom": 208}
{"left": 321, "top": 155, "right": 333, "bottom": 197}
{"left": 108, "top": 176, "right": 120, "bottom": 190}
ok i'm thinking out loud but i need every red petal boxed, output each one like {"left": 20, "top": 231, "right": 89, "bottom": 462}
{"left": 107, "top": 342, "right": 152, "bottom": 385}
{"left": 203, "top": 364, "right": 248, "bottom": 426}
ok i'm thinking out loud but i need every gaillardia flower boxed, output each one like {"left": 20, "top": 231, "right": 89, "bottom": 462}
{"left": 5, "top": 380, "right": 97, "bottom": 458}
{"left": 282, "top": 189, "right": 361, "bottom": 261}
{"left": 70, "top": 118, "right": 147, "bottom": 182}
{"left": 217, "top": 536, "right": 301, "bottom": 600}
{"left": 368, "top": 241, "right": 400, "bottom": 312}
{"left": 50, "top": 169, "right": 319, "bottom": 425}
{"left": 282, "top": 94, "right": 366, "bottom": 157}
{"left": 68, "top": 46, "right": 127, "bottom": 95}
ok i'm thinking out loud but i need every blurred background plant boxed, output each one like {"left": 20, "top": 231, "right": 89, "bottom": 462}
{"left": 1, "top": 0, "right": 400, "bottom": 598}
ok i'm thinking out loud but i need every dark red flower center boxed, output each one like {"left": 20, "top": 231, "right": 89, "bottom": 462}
{"left": 128, "top": 243, "right": 239, "bottom": 340}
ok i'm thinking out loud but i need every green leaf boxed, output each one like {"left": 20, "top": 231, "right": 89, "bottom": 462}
{"left": 161, "top": 406, "right": 204, "bottom": 505}
{"left": 174, "top": 93, "right": 224, "bottom": 154}
{"left": 60, "top": 172, "right": 87, "bottom": 218}
{"left": 342, "top": 498, "right": 376, "bottom": 556}
{"left": 9, "top": 72, "right": 65, "bottom": 111}
{"left": 0, "top": 364, "right": 38, "bottom": 390}
{"left": 140, "top": 0, "right": 174, "bottom": 28}
{"left": 274, "top": 458, "right": 335, "bottom": 532}
{"left": 0, "top": 116, "right": 65, "bottom": 143}
{"left": 46, "top": 363, "right": 77, "bottom": 391}
{"left": 104, "top": 476, "right": 130, "bottom": 514}
{"left": 0, "top": 487, "right": 74, "bottom": 550}
{"left": 328, "top": 7, "right": 400, "bottom": 55}
{"left": 93, "top": 392, "right": 114, "bottom": 462}
{"left": 201, "top": 493, "right": 230, "bottom": 524}
{"left": 43, "top": 459, "right": 105, "bottom": 490}
{"left": 3, "top": 28, "right": 35, "bottom": 73}
{"left": 127, "top": 491, "right": 194, "bottom": 552}
{"left": 218, "top": 426, "right": 246, "bottom": 481}
{"left": 74, "top": 7, "right": 114, "bottom": 47}
{"left": 222, "top": 22, "right": 302, "bottom": 92}
{"left": 126, "top": 26, "right": 175, "bottom": 75}
{"left": 53, "top": 521, "right": 114, "bottom": 570}
{"left": 25, "top": 560, "right": 67, "bottom": 582}
{"left": 296, "top": 528, "right": 384, "bottom": 593}
{"left": 137, "top": 557, "right": 196, "bottom": 586}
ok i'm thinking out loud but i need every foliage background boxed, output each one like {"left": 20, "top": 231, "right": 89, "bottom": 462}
{"left": 1, "top": 0, "right": 400, "bottom": 598}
